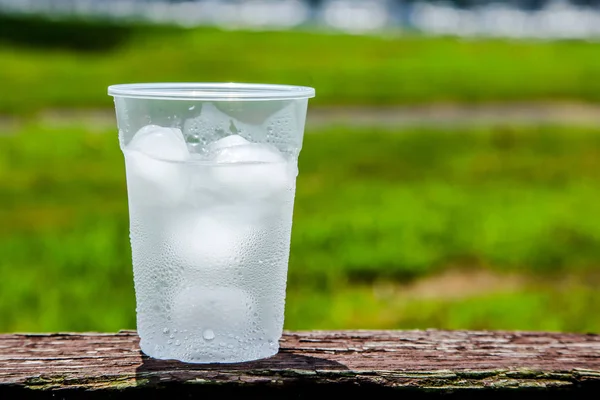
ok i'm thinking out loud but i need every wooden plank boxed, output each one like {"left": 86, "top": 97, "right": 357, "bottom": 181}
{"left": 1, "top": 330, "right": 599, "bottom": 398}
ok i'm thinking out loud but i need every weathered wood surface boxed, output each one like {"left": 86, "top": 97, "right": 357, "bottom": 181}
{"left": 1, "top": 330, "right": 599, "bottom": 398}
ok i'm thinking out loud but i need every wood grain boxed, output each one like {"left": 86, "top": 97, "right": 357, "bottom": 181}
{"left": 1, "top": 330, "right": 599, "bottom": 398}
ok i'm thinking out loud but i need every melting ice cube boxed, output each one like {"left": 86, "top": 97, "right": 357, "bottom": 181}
{"left": 208, "top": 134, "right": 251, "bottom": 152}
{"left": 208, "top": 135, "right": 294, "bottom": 199}
{"left": 171, "top": 285, "right": 257, "bottom": 339}
{"left": 167, "top": 209, "right": 251, "bottom": 273}
{"left": 124, "top": 125, "right": 189, "bottom": 204}
{"left": 183, "top": 103, "right": 254, "bottom": 154}
{"left": 127, "top": 124, "right": 188, "bottom": 159}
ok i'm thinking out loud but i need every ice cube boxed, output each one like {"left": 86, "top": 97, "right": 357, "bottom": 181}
{"left": 214, "top": 142, "right": 285, "bottom": 164}
{"left": 128, "top": 124, "right": 188, "bottom": 160}
{"left": 184, "top": 103, "right": 252, "bottom": 153}
{"left": 172, "top": 285, "right": 257, "bottom": 338}
{"left": 124, "top": 125, "right": 189, "bottom": 204}
{"left": 183, "top": 136, "right": 252, "bottom": 208}
{"left": 208, "top": 134, "right": 250, "bottom": 152}
{"left": 167, "top": 209, "right": 251, "bottom": 273}
{"left": 210, "top": 142, "right": 294, "bottom": 199}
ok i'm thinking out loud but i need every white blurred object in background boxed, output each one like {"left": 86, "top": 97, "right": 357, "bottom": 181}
{"left": 1, "top": 0, "right": 600, "bottom": 39}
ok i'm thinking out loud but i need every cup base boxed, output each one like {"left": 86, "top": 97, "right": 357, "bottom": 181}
{"left": 139, "top": 339, "right": 280, "bottom": 364}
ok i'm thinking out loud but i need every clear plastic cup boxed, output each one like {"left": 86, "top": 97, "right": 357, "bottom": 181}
{"left": 108, "top": 83, "right": 315, "bottom": 363}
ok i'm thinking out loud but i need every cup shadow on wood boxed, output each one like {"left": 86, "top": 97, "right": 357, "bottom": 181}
{"left": 135, "top": 348, "right": 349, "bottom": 374}
{"left": 132, "top": 349, "right": 356, "bottom": 398}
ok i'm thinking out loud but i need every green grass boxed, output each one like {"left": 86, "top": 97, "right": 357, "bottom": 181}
{"left": 3, "top": 22, "right": 600, "bottom": 114}
{"left": 1, "top": 123, "right": 600, "bottom": 332}
{"left": 286, "top": 279, "right": 600, "bottom": 332}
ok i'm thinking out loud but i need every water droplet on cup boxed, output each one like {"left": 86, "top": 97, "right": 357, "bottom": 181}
{"left": 203, "top": 329, "right": 215, "bottom": 341}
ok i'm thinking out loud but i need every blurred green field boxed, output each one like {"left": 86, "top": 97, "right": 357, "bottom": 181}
{"left": 3, "top": 20, "right": 600, "bottom": 114}
{"left": 2, "top": 15, "right": 600, "bottom": 334}
{"left": 1, "top": 123, "right": 599, "bottom": 333}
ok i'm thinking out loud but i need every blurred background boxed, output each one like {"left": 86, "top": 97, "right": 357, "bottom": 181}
{"left": 1, "top": 0, "right": 600, "bottom": 334}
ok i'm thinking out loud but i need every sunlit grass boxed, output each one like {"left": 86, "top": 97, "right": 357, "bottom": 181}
{"left": 1, "top": 123, "right": 600, "bottom": 332}
{"left": 2, "top": 23, "right": 600, "bottom": 114}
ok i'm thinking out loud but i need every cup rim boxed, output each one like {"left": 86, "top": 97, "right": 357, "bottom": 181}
{"left": 108, "top": 82, "right": 315, "bottom": 101}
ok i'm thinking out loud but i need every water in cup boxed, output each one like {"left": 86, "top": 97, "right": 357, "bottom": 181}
{"left": 123, "top": 115, "right": 297, "bottom": 363}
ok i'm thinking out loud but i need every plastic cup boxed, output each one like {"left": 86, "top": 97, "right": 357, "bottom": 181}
{"left": 108, "top": 83, "right": 315, "bottom": 363}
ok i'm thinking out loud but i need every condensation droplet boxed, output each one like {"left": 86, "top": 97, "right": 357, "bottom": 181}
{"left": 203, "top": 329, "right": 215, "bottom": 341}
